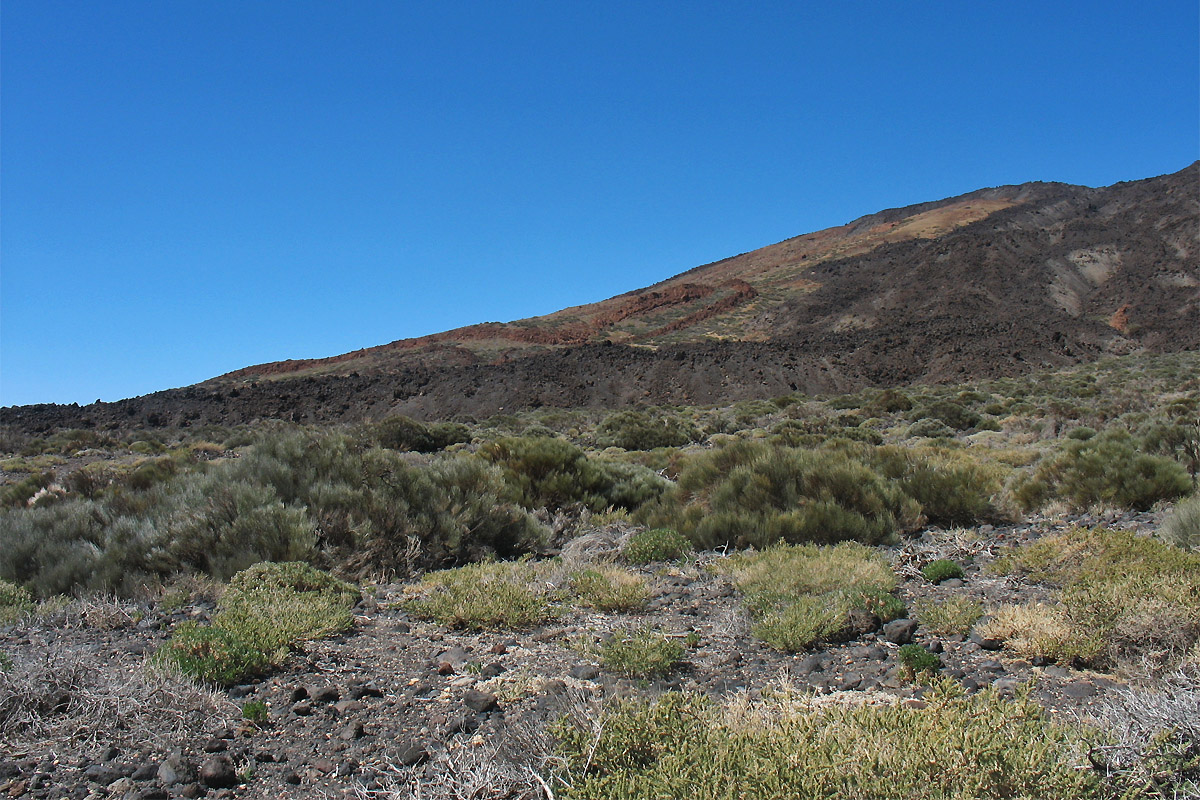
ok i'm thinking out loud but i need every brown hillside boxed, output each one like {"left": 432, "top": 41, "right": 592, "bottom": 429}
{"left": 3, "top": 162, "right": 1196, "bottom": 432}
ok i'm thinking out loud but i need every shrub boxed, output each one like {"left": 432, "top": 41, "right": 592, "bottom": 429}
{"left": 214, "top": 562, "right": 358, "bottom": 656}
{"left": 907, "top": 418, "right": 956, "bottom": 439}
{"left": 551, "top": 682, "right": 1107, "bottom": 799}
{"left": 913, "top": 597, "right": 984, "bottom": 637}
{"left": 898, "top": 644, "right": 942, "bottom": 680}
{"left": 909, "top": 400, "right": 981, "bottom": 431}
{"left": 0, "top": 579, "right": 33, "bottom": 624}
{"left": 481, "top": 436, "right": 669, "bottom": 513}
{"left": 569, "top": 567, "right": 649, "bottom": 613}
{"left": 865, "top": 388, "right": 914, "bottom": 415}
{"left": 0, "top": 471, "right": 55, "bottom": 509}
{"left": 623, "top": 528, "right": 692, "bottom": 565}
{"left": 921, "top": 559, "right": 965, "bottom": 584}
{"left": 872, "top": 446, "right": 1006, "bottom": 526}
{"left": 241, "top": 700, "right": 269, "bottom": 725}
{"left": 157, "top": 562, "right": 358, "bottom": 687}
{"left": 155, "top": 623, "right": 268, "bottom": 687}
{"left": 598, "top": 626, "right": 686, "bottom": 678}
{"left": 1161, "top": 494, "right": 1200, "bottom": 551}
{"left": 406, "top": 561, "right": 553, "bottom": 630}
{"left": 721, "top": 542, "right": 900, "bottom": 652}
{"left": 643, "top": 441, "right": 921, "bottom": 550}
{"left": 596, "top": 410, "right": 700, "bottom": 451}
{"left": 985, "top": 528, "right": 1200, "bottom": 670}
{"left": 1012, "top": 429, "right": 1189, "bottom": 511}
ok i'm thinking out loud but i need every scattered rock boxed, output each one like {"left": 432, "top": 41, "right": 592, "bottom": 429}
{"left": 199, "top": 756, "right": 238, "bottom": 789}
{"left": 883, "top": 619, "right": 918, "bottom": 645}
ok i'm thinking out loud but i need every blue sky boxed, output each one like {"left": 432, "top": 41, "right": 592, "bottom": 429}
{"left": 2, "top": 1, "right": 1197, "bottom": 407}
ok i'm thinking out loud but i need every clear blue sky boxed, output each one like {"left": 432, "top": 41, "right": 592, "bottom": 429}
{"left": 2, "top": 1, "right": 1197, "bottom": 406}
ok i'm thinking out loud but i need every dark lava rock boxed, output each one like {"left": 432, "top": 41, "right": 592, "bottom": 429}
{"left": 443, "top": 712, "right": 481, "bottom": 737}
{"left": 463, "top": 689, "right": 499, "bottom": 713}
{"left": 199, "top": 756, "right": 238, "bottom": 789}
{"left": 569, "top": 664, "right": 600, "bottom": 680}
{"left": 396, "top": 741, "right": 428, "bottom": 767}
{"left": 131, "top": 764, "right": 158, "bottom": 781}
{"left": 883, "top": 619, "right": 919, "bottom": 645}
{"left": 339, "top": 720, "right": 366, "bottom": 740}
{"left": 846, "top": 609, "right": 882, "bottom": 638}
{"left": 282, "top": 770, "right": 301, "bottom": 785}
{"left": 968, "top": 631, "right": 1004, "bottom": 650}
{"left": 157, "top": 755, "right": 195, "bottom": 786}
{"left": 291, "top": 701, "right": 314, "bottom": 716}
{"left": 309, "top": 684, "right": 340, "bottom": 703}
{"left": 202, "top": 738, "right": 227, "bottom": 753}
{"left": 1062, "top": 681, "right": 1097, "bottom": 699}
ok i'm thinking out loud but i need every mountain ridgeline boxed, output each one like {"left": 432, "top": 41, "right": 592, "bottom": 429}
{"left": 5, "top": 162, "right": 1197, "bottom": 432}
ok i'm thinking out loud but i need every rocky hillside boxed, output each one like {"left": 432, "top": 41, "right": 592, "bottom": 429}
{"left": 4, "top": 162, "right": 1196, "bottom": 433}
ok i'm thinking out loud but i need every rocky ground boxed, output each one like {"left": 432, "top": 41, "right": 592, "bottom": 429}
{"left": 0, "top": 509, "right": 1168, "bottom": 800}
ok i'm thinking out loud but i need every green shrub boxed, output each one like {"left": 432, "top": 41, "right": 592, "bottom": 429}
{"left": 155, "top": 623, "right": 269, "bottom": 686}
{"left": 643, "top": 441, "right": 920, "bottom": 550}
{"left": 156, "top": 562, "right": 358, "bottom": 687}
{"left": 1161, "top": 494, "right": 1200, "bottom": 551}
{"left": 0, "top": 579, "right": 33, "bottom": 624}
{"left": 913, "top": 597, "right": 984, "bottom": 636}
{"left": 596, "top": 410, "right": 699, "bottom": 451}
{"left": 599, "top": 626, "right": 686, "bottom": 678}
{"left": 985, "top": 528, "right": 1200, "bottom": 670}
{"left": 406, "top": 560, "right": 552, "bottom": 630}
{"left": 570, "top": 567, "right": 649, "bottom": 612}
{"left": 551, "top": 683, "right": 1107, "bottom": 799}
{"left": 872, "top": 446, "right": 1006, "bottom": 526}
{"left": 241, "top": 700, "right": 269, "bottom": 725}
{"left": 865, "top": 388, "right": 914, "bottom": 415}
{"left": 909, "top": 400, "right": 981, "bottom": 431}
{"left": 907, "top": 418, "right": 956, "bottom": 439}
{"left": 1012, "top": 429, "right": 1189, "bottom": 511}
{"left": 623, "top": 528, "right": 693, "bottom": 565}
{"left": 898, "top": 644, "right": 943, "bottom": 680}
{"left": 0, "top": 471, "right": 55, "bottom": 509}
{"left": 721, "top": 542, "right": 900, "bottom": 652}
{"left": 214, "top": 562, "right": 358, "bottom": 656}
{"left": 921, "top": 559, "right": 965, "bottom": 584}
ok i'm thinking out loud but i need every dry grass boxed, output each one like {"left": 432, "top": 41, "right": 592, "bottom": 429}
{"left": 0, "top": 641, "right": 235, "bottom": 753}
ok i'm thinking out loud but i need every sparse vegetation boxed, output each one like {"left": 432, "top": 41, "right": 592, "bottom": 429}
{"left": 921, "top": 558, "right": 965, "bottom": 584}
{"left": 570, "top": 567, "right": 649, "bottom": 613}
{"left": 622, "top": 527, "right": 692, "bottom": 565}
{"left": 913, "top": 596, "right": 985, "bottom": 636}
{"left": 598, "top": 625, "right": 687, "bottom": 678}
{"left": 551, "top": 682, "right": 1108, "bottom": 799}
{"left": 405, "top": 560, "right": 554, "bottom": 630}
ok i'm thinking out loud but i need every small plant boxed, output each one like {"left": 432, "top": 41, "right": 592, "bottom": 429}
{"left": 623, "top": 528, "right": 693, "bottom": 565}
{"left": 155, "top": 623, "right": 268, "bottom": 687}
{"left": 0, "top": 579, "right": 33, "bottom": 625}
{"left": 406, "top": 560, "right": 553, "bottom": 630}
{"left": 569, "top": 567, "right": 649, "bottom": 612}
{"left": 1161, "top": 494, "right": 1200, "bottom": 551}
{"left": 599, "top": 626, "right": 686, "bottom": 678}
{"left": 898, "top": 644, "right": 942, "bottom": 680}
{"left": 921, "top": 559, "right": 965, "bottom": 584}
{"left": 241, "top": 700, "right": 269, "bottom": 725}
{"left": 913, "top": 597, "right": 985, "bottom": 636}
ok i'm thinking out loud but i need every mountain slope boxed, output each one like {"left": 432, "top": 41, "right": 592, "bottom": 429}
{"left": 4, "top": 162, "right": 1196, "bottom": 431}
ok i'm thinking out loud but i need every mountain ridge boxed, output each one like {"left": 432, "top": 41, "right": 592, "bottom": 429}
{"left": 4, "top": 162, "right": 1196, "bottom": 433}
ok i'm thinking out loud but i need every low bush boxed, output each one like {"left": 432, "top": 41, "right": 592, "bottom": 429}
{"left": 1012, "top": 429, "right": 1189, "bottom": 512}
{"left": 720, "top": 542, "right": 900, "bottom": 652}
{"left": 1161, "top": 494, "right": 1200, "bottom": 551}
{"left": 595, "top": 410, "right": 700, "bottom": 451}
{"left": 156, "top": 562, "right": 358, "bottom": 687}
{"left": 551, "top": 682, "right": 1108, "bottom": 799}
{"left": 913, "top": 597, "right": 984, "bottom": 637}
{"left": 622, "top": 528, "right": 692, "bottom": 565}
{"left": 984, "top": 528, "right": 1200, "bottom": 670}
{"left": 906, "top": 418, "right": 956, "bottom": 439}
{"left": 569, "top": 567, "right": 649, "bottom": 613}
{"left": 406, "top": 560, "right": 553, "bottom": 630}
{"left": 598, "top": 626, "right": 686, "bottom": 678}
{"left": 0, "top": 471, "right": 55, "bottom": 509}
{"left": 0, "top": 579, "right": 33, "bottom": 625}
{"left": 898, "top": 644, "right": 943, "bottom": 680}
{"left": 643, "top": 441, "right": 921, "bottom": 550}
{"left": 908, "top": 400, "right": 981, "bottom": 431}
{"left": 872, "top": 446, "right": 1008, "bottom": 526}
{"left": 921, "top": 559, "right": 965, "bottom": 584}
{"left": 368, "top": 414, "right": 471, "bottom": 452}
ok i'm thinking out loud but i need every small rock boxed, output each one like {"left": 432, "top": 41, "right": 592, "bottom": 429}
{"left": 289, "top": 685, "right": 310, "bottom": 702}
{"left": 795, "top": 655, "right": 825, "bottom": 675}
{"left": 568, "top": 664, "right": 600, "bottom": 680}
{"left": 883, "top": 619, "right": 918, "bottom": 645}
{"left": 291, "top": 701, "right": 314, "bottom": 716}
{"left": 312, "top": 758, "right": 336, "bottom": 775}
{"left": 968, "top": 631, "right": 1003, "bottom": 651}
{"left": 350, "top": 683, "right": 384, "bottom": 700}
{"left": 940, "top": 578, "right": 965, "bottom": 588}
{"left": 180, "top": 783, "right": 205, "bottom": 798}
{"left": 202, "top": 739, "right": 227, "bottom": 753}
{"left": 333, "top": 700, "right": 365, "bottom": 715}
{"left": 1062, "top": 681, "right": 1096, "bottom": 699}
{"left": 82, "top": 765, "right": 119, "bottom": 784}
{"left": 281, "top": 771, "right": 301, "bottom": 785}
{"left": 101, "top": 747, "right": 120, "bottom": 762}
{"left": 107, "top": 777, "right": 134, "bottom": 794}
{"left": 131, "top": 764, "right": 158, "bottom": 781}
{"left": 157, "top": 755, "right": 194, "bottom": 786}
{"left": 480, "top": 663, "right": 506, "bottom": 678}
{"left": 309, "top": 685, "right": 340, "bottom": 703}
{"left": 199, "top": 756, "right": 238, "bottom": 789}
{"left": 1043, "top": 665, "right": 1071, "bottom": 679}
{"left": 846, "top": 609, "right": 882, "bottom": 637}
{"left": 395, "top": 741, "right": 428, "bottom": 767}
{"left": 489, "top": 642, "right": 507, "bottom": 655}
{"left": 339, "top": 721, "right": 365, "bottom": 740}
{"left": 443, "top": 713, "right": 481, "bottom": 737}
{"left": 463, "top": 689, "right": 499, "bottom": 713}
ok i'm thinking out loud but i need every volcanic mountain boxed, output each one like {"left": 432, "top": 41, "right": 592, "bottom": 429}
{"left": 5, "top": 162, "right": 1197, "bottom": 432}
